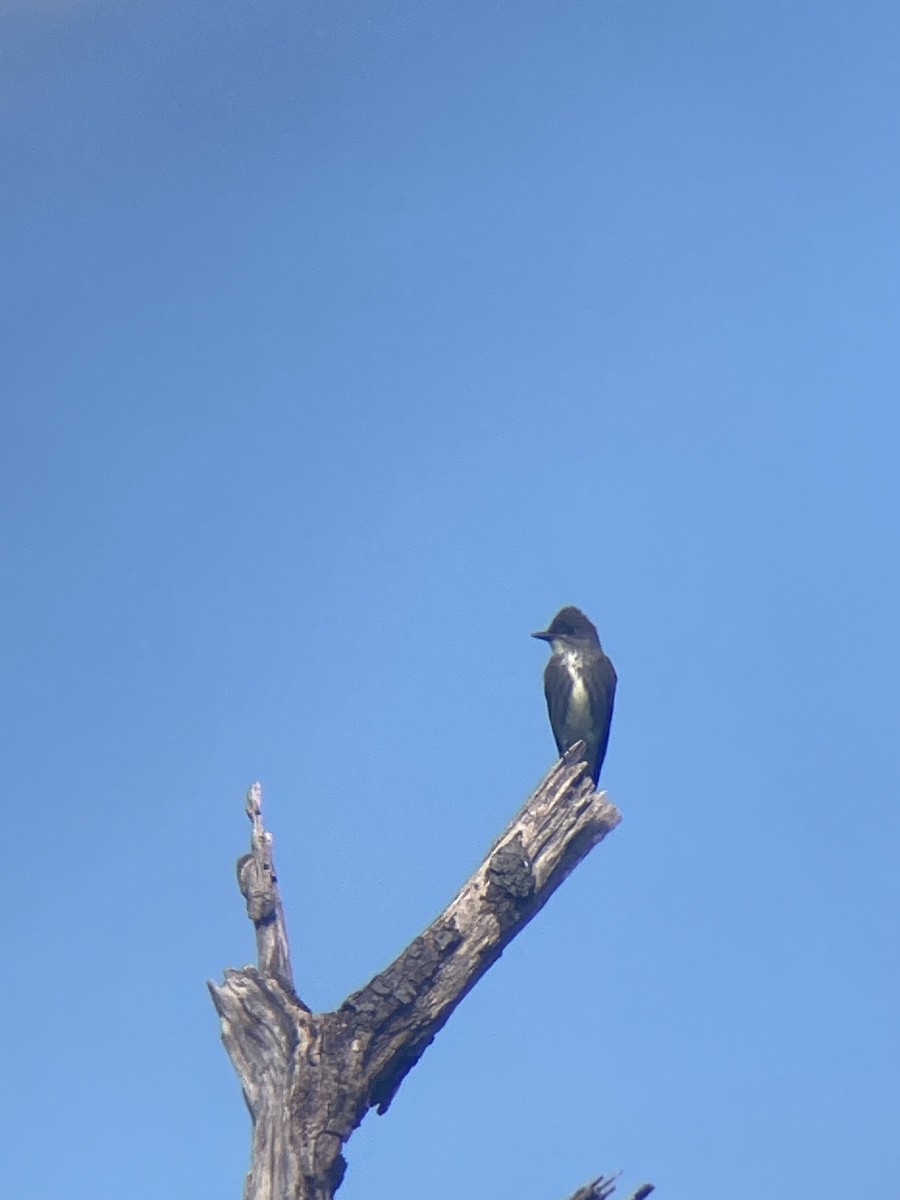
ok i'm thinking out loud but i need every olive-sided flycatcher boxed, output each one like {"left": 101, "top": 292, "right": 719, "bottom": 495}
{"left": 532, "top": 606, "right": 617, "bottom": 786}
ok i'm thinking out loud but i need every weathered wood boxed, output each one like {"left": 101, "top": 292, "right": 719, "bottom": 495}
{"left": 236, "top": 783, "right": 296, "bottom": 996}
{"left": 210, "top": 745, "right": 627, "bottom": 1200}
{"left": 565, "top": 1172, "right": 655, "bottom": 1200}
{"left": 566, "top": 1173, "right": 619, "bottom": 1200}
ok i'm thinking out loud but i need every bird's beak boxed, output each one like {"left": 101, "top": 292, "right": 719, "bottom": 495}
{"left": 531, "top": 629, "right": 552, "bottom": 641}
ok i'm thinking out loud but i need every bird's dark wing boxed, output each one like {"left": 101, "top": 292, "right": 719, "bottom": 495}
{"left": 586, "top": 653, "right": 617, "bottom": 783}
{"left": 543, "top": 657, "right": 575, "bottom": 757}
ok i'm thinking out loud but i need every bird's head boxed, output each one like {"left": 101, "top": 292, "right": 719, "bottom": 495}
{"left": 531, "top": 606, "right": 600, "bottom": 653}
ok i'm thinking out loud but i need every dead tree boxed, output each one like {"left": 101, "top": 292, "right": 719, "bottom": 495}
{"left": 209, "top": 743, "right": 654, "bottom": 1200}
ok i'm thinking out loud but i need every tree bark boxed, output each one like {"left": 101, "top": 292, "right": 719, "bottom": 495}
{"left": 565, "top": 1179, "right": 655, "bottom": 1200}
{"left": 210, "top": 745, "right": 643, "bottom": 1200}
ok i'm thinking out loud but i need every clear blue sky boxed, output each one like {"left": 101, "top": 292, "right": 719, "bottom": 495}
{"left": 3, "top": 2, "right": 899, "bottom": 1197}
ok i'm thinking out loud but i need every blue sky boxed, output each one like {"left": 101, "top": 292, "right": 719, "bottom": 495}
{"left": 3, "top": 2, "right": 899, "bottom": 1197}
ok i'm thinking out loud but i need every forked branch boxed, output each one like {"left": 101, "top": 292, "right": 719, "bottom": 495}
{"left": 564, "top": 1175, "right": 656, "bottom": 1200}
{"left": 210, "top": 745, "right": 633, "bottom": 1200}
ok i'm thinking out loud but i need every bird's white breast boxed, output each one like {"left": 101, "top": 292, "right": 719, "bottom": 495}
{"left": 562, "top": 650, "right": 592, "bottom": 730}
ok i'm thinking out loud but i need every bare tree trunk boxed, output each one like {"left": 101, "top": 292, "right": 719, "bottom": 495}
{"left": 209, "top": 746, "right": 652, "bottom": 1200}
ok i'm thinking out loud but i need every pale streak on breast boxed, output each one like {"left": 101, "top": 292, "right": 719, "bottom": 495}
{"left": 563, "top": 652, "right": 591, "bottom": 733}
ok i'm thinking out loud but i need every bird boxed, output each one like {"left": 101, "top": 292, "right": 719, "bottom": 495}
{"left": 532, "top": 605, "right": 617, "bottom": 786}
